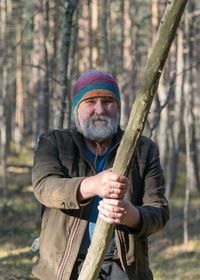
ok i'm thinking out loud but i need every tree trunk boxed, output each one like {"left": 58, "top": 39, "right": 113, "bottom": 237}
{"left": 55, "top": 0, "right": 79, "bottom": 129}
{"left": 184, "top": 186, "right": 190, "bottom": 244}
{"left": 88, "top": 0, "right": 93, "bottom": 70}
{"left": 183, "top": 2, "right": 200, "bottom": 194}
{"left": 32, "top": 0, "right": 49, "bottom": 145}
{"left": 48, "top": 0, "right": 59, "bottom": 128}
{"left": 166, "top": 28, "right": 184, "bottom": 197}
{"left": 15, "top": 1, "right": 24, "bottom": 152}
{"left": 147, "top": 0, "right": 160, "bottom": 142}
{"left": 130, "top": 1, "right": 140, "bottom": 122}
{"left": 183, "top": 1, "right": 199, "bottom": 244}
{"left": 36, "top": 0, "right": 49, "bottom": 136}
{"left": 0, "top": 70, "right": 7, "bottom": 199}
{"left": 0, "top": 0, "right": 8, "bottom": 200}
{"left": 91, "top": 0, "right": 98, "bottom": 68}
{"left": 151, "top": 0, "right": 159, "bottom": 43}
{"left": 6, "top": 0, "right": 13, "bottom": 149}
{"left": 78, "top": 1, "right": 188, "bottom": 279}
{"left": 108, "top": 1, "right": 117, "bottom": 78}
{"left": 32, "top": 1, "right": 41, "bottom": 147}
{"left": 77, "top": 1, "right": 89, "bottom": 75}
{"left": 157, "top": 76, "right": 169, "bottom": 171}
{"left": 68, "top": 9, "right": 79, "bottom": 128}
{"left": 118, "top": 0, "right": 126, "bottom": 129}
{"left": 193, "top": 9, "right": 200, "bottom": 156}
{"left": 102, "top": 0, "right": 109, "bottom": 72}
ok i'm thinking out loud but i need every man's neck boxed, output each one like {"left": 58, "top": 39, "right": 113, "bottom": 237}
{"left": 84, "top": 137, "right": 113, "bottom": 155}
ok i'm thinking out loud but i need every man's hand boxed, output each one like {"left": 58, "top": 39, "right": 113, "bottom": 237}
{"left": 98, "top": 198, "right": 141, "bottom": 230}
{"left": 77, "top": 169, "right": 129, "bottom": 201}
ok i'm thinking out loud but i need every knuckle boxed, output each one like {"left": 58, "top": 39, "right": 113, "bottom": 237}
{"left": 116, "top": 200, "right": 120, "bottom": 206}
{"left": 109, "top": 212, "right": 115, "bottom": 218}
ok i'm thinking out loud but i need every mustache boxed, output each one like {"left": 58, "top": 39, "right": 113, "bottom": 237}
{"left": 90, "top": 115, "right": 110, "bottom": 122}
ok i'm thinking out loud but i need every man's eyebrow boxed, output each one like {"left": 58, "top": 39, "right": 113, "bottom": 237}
{"left": 84, "top": 98, "right": 96, "bottom": 101}
{"left": 84, "top": 97, "right": 114, "bottom": 101}
{"left": 100, "top": 97, "right": 114, "bottom": 100}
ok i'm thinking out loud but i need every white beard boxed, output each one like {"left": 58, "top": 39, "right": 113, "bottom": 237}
{"left": 78, "top": 111, "right": 120, "bottom": 143}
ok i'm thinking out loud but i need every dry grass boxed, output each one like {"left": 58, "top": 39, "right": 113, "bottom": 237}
{"left": 149, "top": 194, "right": 200, "bottom": 280}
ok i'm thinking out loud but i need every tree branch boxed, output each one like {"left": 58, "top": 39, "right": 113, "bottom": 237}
{"left": 23, "top": 63, "right": 60, "bottom": 84}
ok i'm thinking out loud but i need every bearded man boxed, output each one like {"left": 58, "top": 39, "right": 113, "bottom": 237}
{"left": 32, "top": 70, "right": 169, "bottom": 280}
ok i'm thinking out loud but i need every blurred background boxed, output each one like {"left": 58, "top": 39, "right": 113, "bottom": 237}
{"left": 0, "top": 0, "right": 200, "bottom": 279}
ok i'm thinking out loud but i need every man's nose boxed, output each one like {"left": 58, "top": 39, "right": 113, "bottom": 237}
{"left": 94, "top": 100, "right": 105, "bottom": 114}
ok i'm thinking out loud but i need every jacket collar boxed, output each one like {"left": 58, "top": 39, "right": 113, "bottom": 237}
{"left": 69, "top": 127, "right": 124, "bottom": 171}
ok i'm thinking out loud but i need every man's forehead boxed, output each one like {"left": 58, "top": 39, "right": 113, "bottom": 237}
{"left": 83, "top": 96, "right": 115, "bottom": 102}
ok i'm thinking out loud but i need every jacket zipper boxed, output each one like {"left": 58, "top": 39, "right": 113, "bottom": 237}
{"left": 59, "top": 208, "right": 83, "bottom": 280}
{"left": 116, "top": 230, "right": 133, "bottom": 280}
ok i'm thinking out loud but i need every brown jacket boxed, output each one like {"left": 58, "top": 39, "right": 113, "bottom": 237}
{"left": 32, "top": 128, "right": 169, "bottom": 280}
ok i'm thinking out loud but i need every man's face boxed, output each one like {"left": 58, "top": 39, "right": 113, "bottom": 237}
{"left": 77, "top": 97, "right": 120, "bottom": 142}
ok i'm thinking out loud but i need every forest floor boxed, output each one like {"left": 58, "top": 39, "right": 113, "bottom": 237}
{"left": 0, "top": 149, "right": 200, "bottom": 280}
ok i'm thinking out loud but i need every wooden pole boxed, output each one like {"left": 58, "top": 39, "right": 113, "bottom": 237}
{"left": 78, "top": 0, "right": 188, "bottom": 279}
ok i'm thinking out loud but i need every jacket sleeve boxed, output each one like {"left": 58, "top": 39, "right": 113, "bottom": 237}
{"left": 134, "top": 140, "right": 169, "bottom": 238}
{"left": 32, "top": 131, "right": 85, "bottom": 210}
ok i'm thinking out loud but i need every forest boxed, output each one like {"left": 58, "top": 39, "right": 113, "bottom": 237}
{"left": 0, "top": 0, "right": 200, "bottom": 279}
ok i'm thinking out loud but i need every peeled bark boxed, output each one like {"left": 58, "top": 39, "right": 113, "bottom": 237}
{"left": 78, "top": 1, "right": 188, "bottom": 279}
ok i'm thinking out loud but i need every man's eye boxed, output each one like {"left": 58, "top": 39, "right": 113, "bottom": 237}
{"left": 86, "top": 100, "right": 95, "bottom": 104}
{"left": 103, "top": 100, "right": 113, "bottom": 104}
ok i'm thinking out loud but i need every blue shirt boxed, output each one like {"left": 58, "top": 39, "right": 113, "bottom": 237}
{"left": 79, "top": 143, "right": 115, "bottom": 255}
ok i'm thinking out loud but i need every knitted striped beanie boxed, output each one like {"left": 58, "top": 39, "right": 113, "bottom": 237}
{"left": 73, "top": 70, "right": 121, "bottom": 118}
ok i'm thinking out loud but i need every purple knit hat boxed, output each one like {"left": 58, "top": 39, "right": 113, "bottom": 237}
{"left": 73, "top": 70, "right": 121, "bottom": 114}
